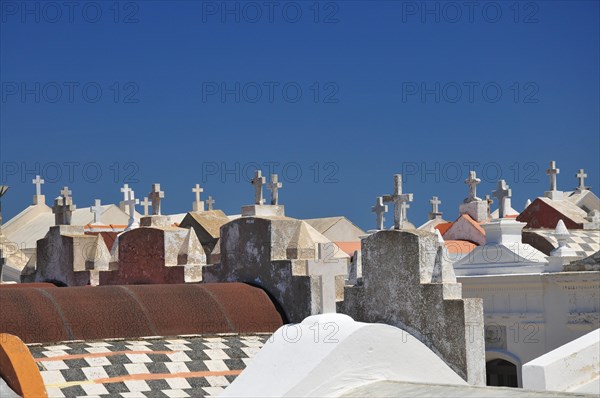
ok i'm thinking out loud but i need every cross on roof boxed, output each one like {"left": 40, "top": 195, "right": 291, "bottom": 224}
{"left": 120, "top": 184, "right": 131, "bottom": 201}
{"left": 464, "top": 171, "right": 481, "bottom": 203}
{"left": 149, "top": 183, "right": 165, "bottom": 216}
{"left": 206, "top": 196, "right": 215, "bottom": 211}
{"left": 140, "top": 197, "right": 151, "bottom": 216}
{"left": 267, "top": 174, "right": 283, "bottom": 205}
{"left": 576, "top": 169, "right": 588, "bottom": 191}
{"left": 371, "top": 196, "right": 388, "bottom": 230}
{"left": 32, "top": 175, "right": 44, "bottom": 196}
{"left": 192, "top": 183, "right": 204, "bottom": 212}
{"left": 429, "top": 196, "right": 442, "bottom": 220}
{"left": 492, "top": 180, "right": 512, "bottom": 219}
{"left": 52, "top": 196, "right": 75, "bottom": 226}
{"left": 307, "top": 243, "right": 348, "bottom": 314}
{"left": 251, "top": 170, "right": 266, "bottom": 205}
{"left": 123, "top": 188, "right": 139, "bottom": 228}
{"left": 382, "top": 174, "right": 413, "bottom": 230}
{"left": 546, "top": 160, "right": 560, "bottom": 191}
{"left": 90, "top": 199, "right": 102, "bottom": 224}
{"left": 60, "top": 186, "right": 72, "bottom": 201}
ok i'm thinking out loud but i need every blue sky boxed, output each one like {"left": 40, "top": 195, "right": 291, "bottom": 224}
{"left": 1, "top": 0, "right": 598, "bottom": 230}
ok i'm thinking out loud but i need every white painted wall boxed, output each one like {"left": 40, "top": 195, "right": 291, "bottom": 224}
{"left": 522, "top": 329, "right": 599, "bottom": 394}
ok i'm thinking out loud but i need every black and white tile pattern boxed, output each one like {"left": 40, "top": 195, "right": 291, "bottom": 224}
{"left": 29, "top": 334, "right": 269, "bottom": 398}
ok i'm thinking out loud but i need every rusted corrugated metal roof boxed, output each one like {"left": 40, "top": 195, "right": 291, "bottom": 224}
{"left": 0, "top": 283, "right": 283, "bottom": 344}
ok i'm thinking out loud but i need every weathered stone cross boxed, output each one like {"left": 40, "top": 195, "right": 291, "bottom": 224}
{"left": 492, "top": 180, "right": 512, "bottom": 219}
{"left": 90, "top": 199, "right": 102, "bottom": 224}
{"left": 149, "top": 183, "right": 164, "bottom": 216}
{"left": 251, "top": 170, "right": 266, "bottom": 205}
{"left": 576, "top": 169, "right": 588, "bottom": 191}
{"left": 140, "top": 197, "right": 151, "bottom": 216}
{"left": 267, "top": 174, "right": 283, "bottom": 205}
{"left": 383, "top": 174, "right": 413, "bottom": 230}
{"left": 429, "top": 196, "right": 442, "bottom": 220}
{"left": 52, "top": 188, "right": 76, "bottom": 226}
{"left": 206, "top": 196, "right": 215, "bottom": 211}
{"left": 52, "top": 197, "right": 65, "bottom": 226}
{"left": 307, "top": 243, "right": 347, "bottom": 314}
{"left": 192, "top": 183, "right": 204, "bottom": 212}
{"left": 32, "top": 175, "right": 44, "bottom": 196}
{"left": 546, "top": 161, "right": 560, "bottom": 191}
{"left": 371, "top": 196, "right": 387, "bottom": 230}
{"left": 61, "top": 186, "right": 72, "bottom": 202}
{"left": 464, "top": 171, "right": 481, "bottom": 203}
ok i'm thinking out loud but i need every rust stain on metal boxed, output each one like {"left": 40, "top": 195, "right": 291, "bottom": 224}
{"left": 0, "top": 283, "right": 283, "bottom": 344}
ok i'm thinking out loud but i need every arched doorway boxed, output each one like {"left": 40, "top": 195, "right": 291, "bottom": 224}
{"left": 486, "top": 358, "right": 518, "bottom": 387}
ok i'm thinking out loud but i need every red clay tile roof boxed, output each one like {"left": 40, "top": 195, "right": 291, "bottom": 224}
{"left": 435, "top": 222, "right": 453, "bottom": 235}
{"left": 457, "top": 214, "right": 486, "bottom": 236}
{"left": 444, "top": 240, "right": 477, "bottom": 255}
{"left": 0, "top": 283, "right": 284, "bottom": 344}
{"left": 334, "top": 241, "right": 361, "bottom": 256}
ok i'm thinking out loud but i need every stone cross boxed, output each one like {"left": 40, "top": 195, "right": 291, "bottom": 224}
{"left": 52, "top": 197, "right": 64, "bottom": 226}
{"left": 32, "top": 175, "right": 44, "bottom": 196}
{"left": 383, "top": 174, "right": 413, "bottom": 230}
{"left": 52, "top": 194, "right": 75, "bottom": 226}
{"left": 429, "top": 196, "right": 442, "bottom": 220}
{"left": 90, "top": 199, "right": 102, "bottom": 224}
{"left": 464, "top": 171, "right": 481, "bottom": 203}
{"left": 307, "top": 243, "right": 348, "bottom": 314}
{"left": 267, "top": 174, "right": 283, "bottom": 205}
{"left": 492, "top": 180, "right": 512, "bottom": 219}
{"left": 371, "top": 196, "right": 388, "bottom": 230}
{"left": 60, "top": 186, "right": 72, "bottom": 202}
{"left": 576, "top": 169, "right": 588, "bottom": 191}
{"left": 546, "top": 161, "right": 560, "bottom": 191}
{"left": 149, "top": 183, "right": 164, "bottom": 216}
{"left": 206, "top": 196, "right": 215, "bottom": 211}
{"left": 123, "top": 188, "right": 139, "bottom": 228}
{"left": 120, "top": 184, "right": 131, "bottom": 201}
{"left": 140, "top": 197, "right": 151, "bottom": 216}
{"left": 251, "top": 170, "right": 266, "bottom": 205}
{"left": 192, "top": 184, "right": 204, "bottom": 212}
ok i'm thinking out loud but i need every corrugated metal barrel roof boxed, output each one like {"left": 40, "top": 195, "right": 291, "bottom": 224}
{"left": 0, "top": 283, "right": 283, "bottom": 344}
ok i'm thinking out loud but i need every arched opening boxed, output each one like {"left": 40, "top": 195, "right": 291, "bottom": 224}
{"left": 486, "top": 358, "right": 518, "bottom": 387}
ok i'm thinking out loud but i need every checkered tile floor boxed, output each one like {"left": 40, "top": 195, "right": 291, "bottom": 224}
{"left": 28, "top": 334, "right": 269, "bottom": 397}
{"left": 529, "top": 229, "right": 599, "bottom": 258}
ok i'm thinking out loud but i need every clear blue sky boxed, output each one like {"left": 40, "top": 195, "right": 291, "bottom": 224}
{"left": 1, "top": 0, "right": 598, "bottom": 231}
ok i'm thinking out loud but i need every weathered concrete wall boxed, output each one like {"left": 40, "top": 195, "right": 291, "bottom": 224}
{"left": 203, "top": 217, "right": 314, "bottom": 322}
{"left": 99, "top": 226, "right": 205, "bottom": 285}
{"left": 340, "top": 230, "right": 485, "bottom": 385}
{"left": 203, "top": 217, "right": 348, "bottom": 323}
{"left": 21, "top": 226, "right": 109, "bottom": 286}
